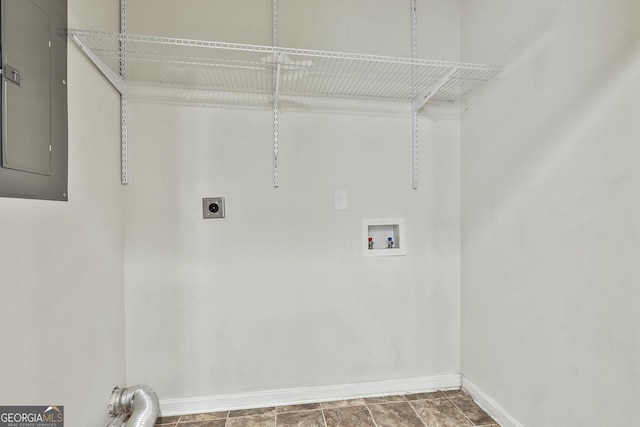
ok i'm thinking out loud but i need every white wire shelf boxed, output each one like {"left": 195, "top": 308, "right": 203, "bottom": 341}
{"left": 69, "top": 29, "right": 500, "bottom": 111}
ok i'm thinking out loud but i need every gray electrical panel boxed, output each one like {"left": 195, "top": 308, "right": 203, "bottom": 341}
{"left": 0, "top": 0, "right": 67, "bottom": 200}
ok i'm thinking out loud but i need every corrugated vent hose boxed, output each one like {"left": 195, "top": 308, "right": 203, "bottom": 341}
{"left": 107, "top": 385, "right": 159, "bottom": 427}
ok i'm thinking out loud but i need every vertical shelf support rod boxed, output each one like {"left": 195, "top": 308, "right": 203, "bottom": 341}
{"left": 120, "top": 0, "right": 129, "bottom": 184}
{"left": 410, "top": 0, "right": 418, "bottom": 189}
{"left": 272, "top": 0, "right": 280, "bottom": 188}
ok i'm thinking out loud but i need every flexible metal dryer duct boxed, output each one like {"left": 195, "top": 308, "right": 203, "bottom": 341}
{"left": 107, "top": 385, "right": 159, "bottom": 427}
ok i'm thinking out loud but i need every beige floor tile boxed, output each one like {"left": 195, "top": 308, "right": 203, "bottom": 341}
{"left": 450, "top": 396, "right": 496, "bottom": 425}
{"left": 169, "top": 391, "right": 500, "bottom": 427}
{"left": 410, "top": 399, "right": 472, "bottom": 427}
{"left": 324, "top": 406, "right": 376, "bottom": 427}
{"left": 442, "top": 390, "right": 468, "bottom": 399}
{"left": 276, "top": 403, "right": 322, "bottom": 413}
{"left": 177, "top": 420, "right": 226, "bottom": 427}
{"left": 276, "top": 410, "right": 324, "bottom": 427}
{"left": 364, "top": 395, "right": 408, "bottom": 404}
{"left": 229, "top": 407, "right": 276, "bottom": 418}
{"left": 226, "top": 414, "right": 276, "bottom": 427}
{"left": 405, "top": 391, "right": 448, "bottom": 401}
{"left": 321, "top": 399, "right": 367, "bottom": 409}
{"left": 179, "top": 411, "right": 228, "bottom": 422}
{"left": 368, "top": 402, "right": 426, "bottom": 427}
{"left": 156, "top": 415, "right": 181, "bottom": 425}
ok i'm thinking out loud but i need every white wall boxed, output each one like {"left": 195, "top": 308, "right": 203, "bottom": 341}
{"left": 0, "top": 1, "right": 124, "bottom": 425}
{"left": 123, "top": 0, "right": 463, "bottom": 400}
{"left": 461, "top": 1, "right": 640, "bottom": 425}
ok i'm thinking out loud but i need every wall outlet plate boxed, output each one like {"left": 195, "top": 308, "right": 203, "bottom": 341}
{"left": 203, "top": 197, "right": 225, "bottom": 219}
{"left": 334, "top": 189, "right": 347, "bottom": 210}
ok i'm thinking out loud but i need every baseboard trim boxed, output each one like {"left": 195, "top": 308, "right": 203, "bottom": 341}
{"left": 160, "top": 374, "right": 461, "bottom": 416}
{"left": 462, "top": 377, "right": 523, "bottom": 427}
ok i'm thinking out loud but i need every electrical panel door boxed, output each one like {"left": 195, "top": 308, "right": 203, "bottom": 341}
{"left": 2, "top": 0, "right": 51, "bottom": 175}
{"left": 0, "top": 0, "right": 67, "bottom": 200}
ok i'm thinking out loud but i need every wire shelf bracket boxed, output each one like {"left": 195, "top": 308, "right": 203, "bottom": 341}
{"left": 414, "top": 67, "right": 458, "bottom": 112}
{"left": 71, "top": 35, "right": 125, "bottom": 95}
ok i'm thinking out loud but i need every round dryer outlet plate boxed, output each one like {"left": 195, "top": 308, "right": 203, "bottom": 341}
{"left": 202, "top": 197, "right": 225, "bottom": 219}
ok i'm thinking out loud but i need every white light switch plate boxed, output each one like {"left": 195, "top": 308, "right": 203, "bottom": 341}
{"left": 334, "top": 189, "right": 347, "bottom": 210}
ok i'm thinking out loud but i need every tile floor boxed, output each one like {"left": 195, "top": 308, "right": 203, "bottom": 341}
{"left": 154, "top": 389, "right": 500, "bottom": 427}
